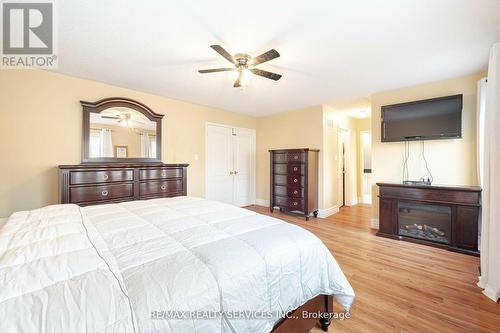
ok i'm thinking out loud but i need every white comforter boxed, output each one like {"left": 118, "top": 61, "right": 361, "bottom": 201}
{"left": 0, "top": 197, "right": 355, "bottom": 333}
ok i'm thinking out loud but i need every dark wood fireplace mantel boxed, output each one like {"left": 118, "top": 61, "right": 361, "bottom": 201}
{"left": 377, "top": 182, "right": 481, "bottom": 256}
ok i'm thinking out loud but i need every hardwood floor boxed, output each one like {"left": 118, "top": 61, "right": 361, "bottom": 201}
{"left": 245, "top": 204, "right": 500, "bottom": 333}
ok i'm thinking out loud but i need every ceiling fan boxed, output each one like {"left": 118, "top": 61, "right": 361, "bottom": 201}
{"left": 198, "top": 45, "right": 282, "bottom": 87}
{"left": 100, "top": 110, "right": 147, "bottom": 128}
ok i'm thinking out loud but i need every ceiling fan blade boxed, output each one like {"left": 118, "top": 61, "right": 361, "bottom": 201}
{"left": 210, "top": 45, "right": 236, "bottom": 65}
{"left": 101, "top": 116, "right": 120, "bottom": 119}
{"left": 251, "top": 49, "right": 280, "bottom": 65}
{"left": 251, "top": 68, "right": 282, "bottom": 81}
{"left": 198, "top": 68, "right": 234, "bottom": 73}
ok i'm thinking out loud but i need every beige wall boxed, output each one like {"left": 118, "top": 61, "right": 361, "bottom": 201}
{"left": 256, "top": 105, "right": 324, "bottom": 205}
{"left": 356, "top": 117, "right": 371, "bottom": 199}
{"left": 371, "top": 72, "right": 484, "bottom": 220}
{"left": 0, "top": 69, "right": 256, "bottom": 218}
{"left": 0, "top": 69, "right": 484, "bottom": 220}
{"left": 321, "top": 113, "right": 339, "bottom": 210}
{"left": 323, "top": 106, "right": 365, "bottom": 208}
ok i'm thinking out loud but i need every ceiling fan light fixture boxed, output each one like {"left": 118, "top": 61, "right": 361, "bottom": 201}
{"left": 229, "top": 70, "right": 238, "bottom": 81}
{"left": 199, "top": 45, "right": 281, "bottom": 88}
{"left": 119, "top": 119, "right": 129, "bottom": 128}
{"left": 239, "top": 68, "right": 252, "bottom": 87}
{"left": 118, "top": 114, "right": 133, "bottom": 128}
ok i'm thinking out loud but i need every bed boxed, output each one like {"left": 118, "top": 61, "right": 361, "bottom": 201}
{"left": 0, "top": 196, "right": 355, "bottom": 332}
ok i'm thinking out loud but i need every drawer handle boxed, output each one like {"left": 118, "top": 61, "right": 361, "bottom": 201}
{"left": 293, "top": 190, "right": 299, "bottom": 195}
{"left": 293, "top": 201, "right": 298, "bottom": 206}
{"left": 293, "top": 155, "right": 298, "bottom": 160}
{"left": 293, "top": 178, "right": 298, "bottom": 183}
{"left": 161, "top": 171, "right": 167, "bottom": 177}
{"left": 101, "top": 190, "right": 109, "bottom": 197}
{"left": 293, "top": 167, "right": 298, "bottom": 172}
{"left": 102, "top": 174, "right": 109, "bottom": 180}
{"left": 160, "top": 185, "right": 166, "bottom": 191}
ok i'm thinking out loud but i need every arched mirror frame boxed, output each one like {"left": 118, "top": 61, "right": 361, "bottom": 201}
{"left": 82, "top": 97, "right": 164, "bottom": 163}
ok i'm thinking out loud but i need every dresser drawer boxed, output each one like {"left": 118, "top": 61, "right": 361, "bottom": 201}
{"left": 273, "top": 163, "right": 305, "bottom": 175}
{"left": 70, "top": 170, "right": 133, "bottom": 185}
{"left": 140, "top": 168, "right": 183, "bottom": 180}
{"left": 273, "top": 174, "right": 305, "bottom": 187}
{"left": 273, "top": 152, "right": 306, "bottom": 163}
{"left": 69, "top": 184, "right": 133, "bottom": 203}
{"left": 274, "top": 196, "right": 304, "bottom": 210}
{"left": 139, "top": 179, "right": 183, "bottom": 196}
{"left": 274, "top": 185, "right": 304, "bottom": 198}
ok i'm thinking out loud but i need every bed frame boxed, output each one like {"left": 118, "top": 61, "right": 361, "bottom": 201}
{"left": 271, "top": 294, "right": 333, "bottom": 333}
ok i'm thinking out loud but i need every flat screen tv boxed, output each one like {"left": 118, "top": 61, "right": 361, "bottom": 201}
{"left": 381, "top": 94, "right": 463, "bottom": 142}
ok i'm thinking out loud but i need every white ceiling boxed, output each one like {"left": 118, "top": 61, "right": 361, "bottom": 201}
{"left": 55, "top": 0, "right": 500, "bottom": 116}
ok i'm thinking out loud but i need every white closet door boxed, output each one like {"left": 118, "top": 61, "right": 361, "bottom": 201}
{"left": 233, "top": 128, "right": 256, "bottom": 207}
{"left": 206, "top": 124, "right": 234, "bottom": 204}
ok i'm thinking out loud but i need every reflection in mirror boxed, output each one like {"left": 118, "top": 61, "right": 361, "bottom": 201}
{"left": 89, "top": 107, "right": 157, "bottom": 159}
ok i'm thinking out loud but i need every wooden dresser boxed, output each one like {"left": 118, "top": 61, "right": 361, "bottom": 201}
{"left": 59, "top": 163, "right": 188, "bottom": 206}
{"left": 269, "top": 149, "right": 319, "bottom": 220}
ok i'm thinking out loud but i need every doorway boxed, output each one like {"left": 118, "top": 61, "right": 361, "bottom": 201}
{"left": 338, "top": 128, "right": 350, "bottom": 208}
{"left": 360, "top": 131, "right": 372, "bottom": 204}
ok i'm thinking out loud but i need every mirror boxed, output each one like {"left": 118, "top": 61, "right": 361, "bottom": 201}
{"left": 82, "top": 98, "right": 163, "bottom": 163}
{"left": 89, "top": 108, "right": 157, "bottom": 159}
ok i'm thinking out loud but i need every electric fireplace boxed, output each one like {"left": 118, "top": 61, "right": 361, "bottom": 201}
{"left": 376, "top": 182, "right": 481, "bottom": 256}
{"left": 398, "top": 202, "right": 451, "bottom": 244}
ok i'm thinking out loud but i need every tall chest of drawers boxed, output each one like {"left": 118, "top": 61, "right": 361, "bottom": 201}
{"left": 59, "top": 163, "right": 188, "bottom": 206}
{"left": 269, "top": 149, "right": 319, "bottom": 220}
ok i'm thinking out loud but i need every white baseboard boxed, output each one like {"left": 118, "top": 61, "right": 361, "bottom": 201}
{"left": 370, "top": 218, "right": 379, "bottom": 229}
{"left": 347, "top": 197, "right": 358, "bottom": 206}
{"left": 360, "top": 194, "right": 372, "bottom": 204}
{"left": 477, "top": 276, "right": 486, "bottom": 289}
{"left": 482, "top": 285, "right": 500, "bottom": 302}
{"left": 255, "top": 198, "right": 269, "bottom": 207}
{"left": 318, "top": 205, "right": 340, "bottom": 218}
